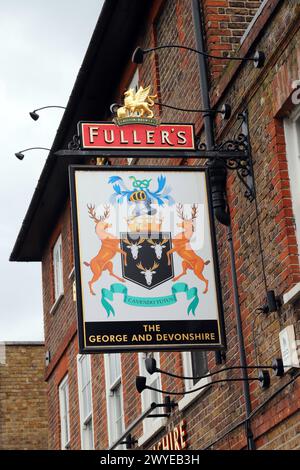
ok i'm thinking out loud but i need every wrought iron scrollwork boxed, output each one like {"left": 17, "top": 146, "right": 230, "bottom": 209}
{"left": 198, "top": 141, "right": 207, "bottom": 151}
{"left": 214, "top": 133, "right": 248, "bottom": 153}
{"left": 226, "top": 158, "right": 255, "bottom": 202}
{"left": 68, "top": 134, "right": 81, "bottom": 150}
{"left": 218, "top": 134, "right": 254, "bottom": 201}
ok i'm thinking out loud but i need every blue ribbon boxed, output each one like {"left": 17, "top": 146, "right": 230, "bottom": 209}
{"left": 101, "top": 282, "right": 199, "bottom": 318}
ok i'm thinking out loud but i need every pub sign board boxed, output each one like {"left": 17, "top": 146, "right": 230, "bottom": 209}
{"left": 69, "top": 166, "right": 225, "bottom": 353}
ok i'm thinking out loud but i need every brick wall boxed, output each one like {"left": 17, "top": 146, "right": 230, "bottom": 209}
{"left": 42, "top": 200, "right": 77, "bottom": 361}
{"left": 41, "top": 0, "right": 300, "bottom": 450}
{"left": 202, "top": 0, "right": 264, "bottom": 79}
{"left": 0, "top": 343, "right": 48, "bottom": 450}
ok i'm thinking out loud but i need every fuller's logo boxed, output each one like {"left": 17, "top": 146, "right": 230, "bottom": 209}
{"left": 79, "top": 84, "right": 195, "bottom": 151}
{"left": 115, "top": 85, "right": 157, "bottom": 124}
{"left": 79, "top": 122, "right": 195, "bottom": 150}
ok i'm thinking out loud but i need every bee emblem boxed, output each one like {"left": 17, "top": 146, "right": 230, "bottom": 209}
{"left": 129, "top": 191, "right": 147, "bottom": 202}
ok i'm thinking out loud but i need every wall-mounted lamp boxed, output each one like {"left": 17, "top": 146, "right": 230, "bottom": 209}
{"left": 29, "top": 105, "right": 66, "bottom": 121}
{"left": 136, "top": 376, "right": 147, "bottom": 393}
{"left": 132, "top": 45, "right": 265, "bottom": 69}
{"left": 136, "top": 371, "right": 271, "bottom": 396}
{"left": 45, "top": 350, "right": 51, "bottom": 367}
{"left": 14, "top": 147, "right": 51, "bottom": 160}
{"left": 257, "top": 290, "right": 281, "bottom": 314}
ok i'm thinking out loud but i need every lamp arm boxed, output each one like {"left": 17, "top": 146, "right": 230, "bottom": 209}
{"left": 18, "top": 147, "right": 51, "bottom": 153}
{"left": 111, "top": 101, "right": 227, "bottom": 115}
{"left": 143, "top": 44, "right": 258, "bottom": 62}
{"left": 154, "top": 101, "right": 220, "bottom": 114}
{"left": 155, "top": 364, "right": 275, "bottom": 382}
{"left": 146, "top": 376, "right": 262, "bottom": 396}
{"left": 33, "top": 105, "right": 66, "bottom": 113}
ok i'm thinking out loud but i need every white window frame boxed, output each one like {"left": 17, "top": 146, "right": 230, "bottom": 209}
{"left": 104, "top": 353, "right": 125, "bottom": 449}
{"left": 284, "top": 105, "right": 300, "bottom": 253}
{"left": 127, "top": 69, "right": 139, "bottom": 166}
{"left": 59, "top": 374, "right": 70, "bottom": 450}
{"left": 77, "top": 355, "right": 94, "bottom": 450}
{"left": 52, "top": 234, "right": 64, "bottom": 303}
{"left": 178, "top": 351, "right": 210, "bottom": 411}
{"left": 138, "top": 352, "right": 167, "bottom": 446}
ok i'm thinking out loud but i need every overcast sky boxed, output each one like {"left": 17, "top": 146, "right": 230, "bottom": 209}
{"left": 0, "top": 0, "right": 104, "bottom": 341}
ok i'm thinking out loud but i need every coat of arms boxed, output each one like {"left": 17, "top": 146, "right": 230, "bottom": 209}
{"left": 120, "top": 232, "right": 173, "bottom": 289}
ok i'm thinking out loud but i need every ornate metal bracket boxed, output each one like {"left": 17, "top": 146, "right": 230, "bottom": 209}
{"left": 214, "top": 135, "right": 254, "bottom": 202}
{"left": 227, "top": 111, "right": 254, "bottom": 201}
{"left": 197, "top": 112, "right": 255, "bottom": 202}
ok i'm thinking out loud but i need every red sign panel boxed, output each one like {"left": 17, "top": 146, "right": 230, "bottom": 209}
{"left": 79, "top": 122, "right": 195, "bottom": 150}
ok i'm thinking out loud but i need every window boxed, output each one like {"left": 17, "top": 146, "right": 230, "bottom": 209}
{"left": 104, "top": 354, "right": 124, "bottom": 448}
{"left": 53, "top": 234, "right": 64, "bottom": 302}
{"left": 182, "top": 350, "right": 208, "bottom": 390}
{"left": 138, "top": 352, "right": 166, "bottom": 445}
{"left": 59, "top": 375, "right": 70, "bottom": 450}
{"left": 284, "top": 107, "right": 300, "bottom": 251}
{"left": 77, "top": 355, "right": 94, "bottom": 450}
{"left": 179, "top": 350, "right": 209, "bottom": 411}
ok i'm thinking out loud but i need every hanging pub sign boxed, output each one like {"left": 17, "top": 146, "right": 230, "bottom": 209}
{"left": 70, "top": 166, "right": 225, "bottom": 353}
{"left": 69, "top": 85, "right": 225, "bottom": 353}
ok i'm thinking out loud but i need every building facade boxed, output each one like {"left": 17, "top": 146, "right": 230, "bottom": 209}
{"left": 0, "top": 342, "right": 48, "bottom": 450}
{"left": 11, "top": 0, "right": 300, "bottom": 450}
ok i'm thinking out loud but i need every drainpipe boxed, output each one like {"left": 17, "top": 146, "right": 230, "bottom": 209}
{"left": 191, "top": 0, "right": 229, "bottom": 227}
{"left": 191, "top": 0, "right": 255, "bottom": 450}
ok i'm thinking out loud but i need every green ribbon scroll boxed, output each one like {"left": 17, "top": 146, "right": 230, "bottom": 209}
{"left": 101, "top": 282, "right": 199, "bottom": 318}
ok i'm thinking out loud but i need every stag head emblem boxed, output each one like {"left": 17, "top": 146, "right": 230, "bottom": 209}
{"left": 136, "top": 261, "right": 159, "bottom": 286}
{"left": 147, "top": 238, "right": 169, "bottom": 259}
{"left": 123, "top": 237, "right": 145, "bottom": 260}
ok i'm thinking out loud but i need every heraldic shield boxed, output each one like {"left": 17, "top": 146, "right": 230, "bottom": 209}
{"left": 120, "top": 232, "right": 174, "bottom": 289}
